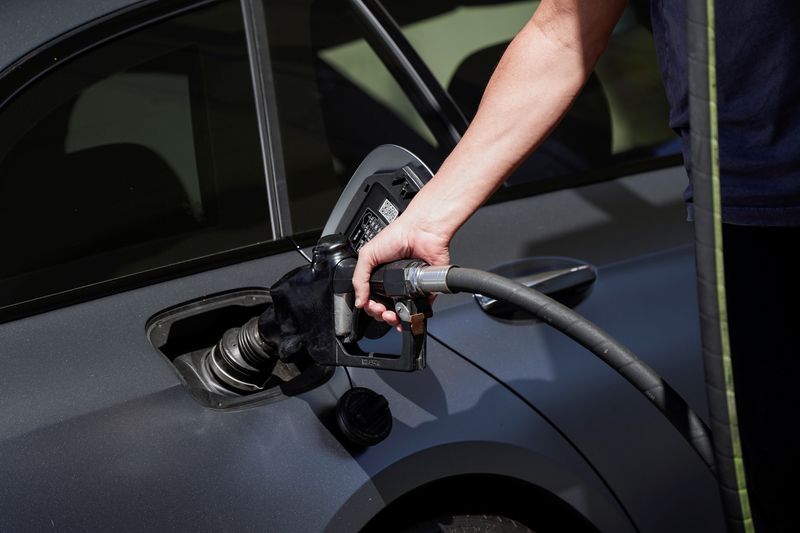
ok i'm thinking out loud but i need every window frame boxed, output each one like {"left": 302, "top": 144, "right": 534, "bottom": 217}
{"left": 349, "top": 0, "right": 469, "bottom": 149}
{"left": 240, "top": 0, "right": 294, "bottom": 238}
{"left": 0, "top": 0, "right": 294, "bottom": 324}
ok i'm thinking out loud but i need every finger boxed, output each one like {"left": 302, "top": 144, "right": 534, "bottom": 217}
{"left": 381, "top": 310, "right": 400, "bottom": 327}
{"left": 365, "top": 300, "right": 387, "bottom": 321}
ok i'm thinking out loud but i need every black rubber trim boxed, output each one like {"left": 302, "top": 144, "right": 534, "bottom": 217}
{"left": 687, "top": 2, "right": 754, "bottom": 531}
{"left": 348, "top": 0, "right": 465, "bottom": 149}
{"left": 487, "top": 154, "right": 684, "bottom": 206}
{"left": 241, "top": 0, "right": 294, "bottom": 238}
{"left": 368, "top": 0, "right": 470, "bottom": 135}
{"left": 0, "top": 239, "right": 298, "bottom": 325}
{"left": 0, "top": 0, "right": 221, "bottom": 111}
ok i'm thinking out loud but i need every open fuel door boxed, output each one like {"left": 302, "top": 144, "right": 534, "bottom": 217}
{"left": 322, "top": 144, "right": 433, "bottom": 242}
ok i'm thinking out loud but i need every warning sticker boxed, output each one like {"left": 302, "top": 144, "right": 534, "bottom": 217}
{"left": 378, "top": 198, "right": 399, "bottom": 223}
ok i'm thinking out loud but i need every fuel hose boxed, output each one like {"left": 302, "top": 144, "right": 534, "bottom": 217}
{"left": 424, "top": 266, "right": 717, "bottom": 472}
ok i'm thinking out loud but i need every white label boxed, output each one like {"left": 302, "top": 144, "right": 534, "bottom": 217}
{"left": 378, "top": 198, "right": 399, "bottom": 223}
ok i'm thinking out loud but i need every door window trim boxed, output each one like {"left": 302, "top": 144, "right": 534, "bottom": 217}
{"left": 0, "top": 0, "right": 223, "bottom": 111}
{"left": 240, "top": 0, "right": 293, "bottom": 238}
{"left": 349, "top": 0, "right": 468, "bottom": 150}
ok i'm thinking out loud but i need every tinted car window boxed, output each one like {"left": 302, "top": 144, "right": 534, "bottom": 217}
{"left": 0, "top": 1, "right": 270, "bottom": 314}
{"left": 263, "top": 0, "right": 448, "bottom": 234}
{"left": 382, "top": 0, "right": 679, "bottom": 186}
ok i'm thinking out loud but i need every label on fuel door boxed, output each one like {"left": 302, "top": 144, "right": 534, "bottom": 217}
{"left": 378, "top": 198, "right": 399, "bottom": 223}
{"left": 350, "top": 209, "right": 387, "bottom": 251}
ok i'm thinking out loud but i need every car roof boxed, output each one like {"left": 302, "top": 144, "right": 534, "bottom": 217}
{"left": 0, "top": 0, "right": 140, "bottom": 75}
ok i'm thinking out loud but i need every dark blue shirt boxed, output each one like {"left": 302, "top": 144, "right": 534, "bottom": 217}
{"left": 650, "top": 0, "right": 800, "bottom": 226}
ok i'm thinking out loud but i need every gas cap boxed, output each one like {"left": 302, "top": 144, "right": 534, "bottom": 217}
{"left": 335, "top": 387, "right": 392, "bottom": 447}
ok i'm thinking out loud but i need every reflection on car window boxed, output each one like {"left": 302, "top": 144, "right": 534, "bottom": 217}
{"left": 382, "top": 0, "right": 679, "bottom": 186}
{"left": 66, "top": 69, "right": 205, "bottom": 219}
{"left": 0, "top": 0, "right": 270, "bottom": 313}
{"left": 262, "top": 0, "right": 448, "bottom": 234}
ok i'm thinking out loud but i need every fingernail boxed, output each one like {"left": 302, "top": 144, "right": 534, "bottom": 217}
{"left": 354, "top": 298, "right": 361, "bottom": 307}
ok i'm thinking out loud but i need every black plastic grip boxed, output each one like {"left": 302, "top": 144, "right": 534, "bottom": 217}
{"left": 368, "top": 259, "right": 423, "bottom": 297}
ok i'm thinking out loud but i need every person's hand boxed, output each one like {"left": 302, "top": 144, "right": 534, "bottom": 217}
{"left": 353, "top": 212, "right": 451, "bottom": 327}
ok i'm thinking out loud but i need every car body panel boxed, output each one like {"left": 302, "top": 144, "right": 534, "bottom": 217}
{"left": 0, "top": 249, "right": 633, "bottom": 531}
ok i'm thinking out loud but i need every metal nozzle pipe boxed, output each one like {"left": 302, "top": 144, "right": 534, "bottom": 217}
{"left": 405, "top": 265, "right": 453, "bottom": 296}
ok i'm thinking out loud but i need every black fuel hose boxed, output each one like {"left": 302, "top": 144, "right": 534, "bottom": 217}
{"left": 444, "top": 266, "right": 715, "bottom": 472}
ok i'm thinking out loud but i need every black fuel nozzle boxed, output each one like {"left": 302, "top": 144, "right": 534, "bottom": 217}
{"left": 266, "top": 234, "right": 450, "bottom": 372}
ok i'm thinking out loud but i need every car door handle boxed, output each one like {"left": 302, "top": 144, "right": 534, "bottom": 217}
{"left": 474, "top": 257, "right": 597, "bottom": 318}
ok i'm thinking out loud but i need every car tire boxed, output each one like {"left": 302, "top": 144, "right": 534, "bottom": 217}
{"left": 402, "top": 514, "right": 533, "bottom": 533}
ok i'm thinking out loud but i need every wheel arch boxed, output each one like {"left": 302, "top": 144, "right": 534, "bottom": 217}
{"left": 360, "top": 473, "right": 599, "bottom": 532}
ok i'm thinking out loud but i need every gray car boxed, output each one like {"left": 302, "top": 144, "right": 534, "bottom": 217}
{"left": 0, "top": 0, "right": 723, "bottom": 531}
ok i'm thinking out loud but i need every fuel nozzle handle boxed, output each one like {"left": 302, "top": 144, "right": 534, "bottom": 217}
{"left": 327, "top": 255, "right": 453, "bottom": 372}
{"left": 369, "top": 260, "right": 453, "bottom": 298}
{"left": 333, "top": 259, "right": 454, "bottom": 299}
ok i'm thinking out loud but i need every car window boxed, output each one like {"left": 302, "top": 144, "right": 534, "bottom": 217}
{"left": 262, "top": 0, "right": 450, "bottom": 234}
{"left": 382, "top": 0, "right": 679, "bottom": 187}
{"left": 0, "top": 1, "right": 270, "bottom": 315}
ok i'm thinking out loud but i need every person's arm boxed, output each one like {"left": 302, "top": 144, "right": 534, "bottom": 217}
{"left": 353, "top": 0, "right": 628, "bottom": 324}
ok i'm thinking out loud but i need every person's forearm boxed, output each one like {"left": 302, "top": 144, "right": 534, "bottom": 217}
{"left": 404, "top": 0, "right": 626, "bottom": 239}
